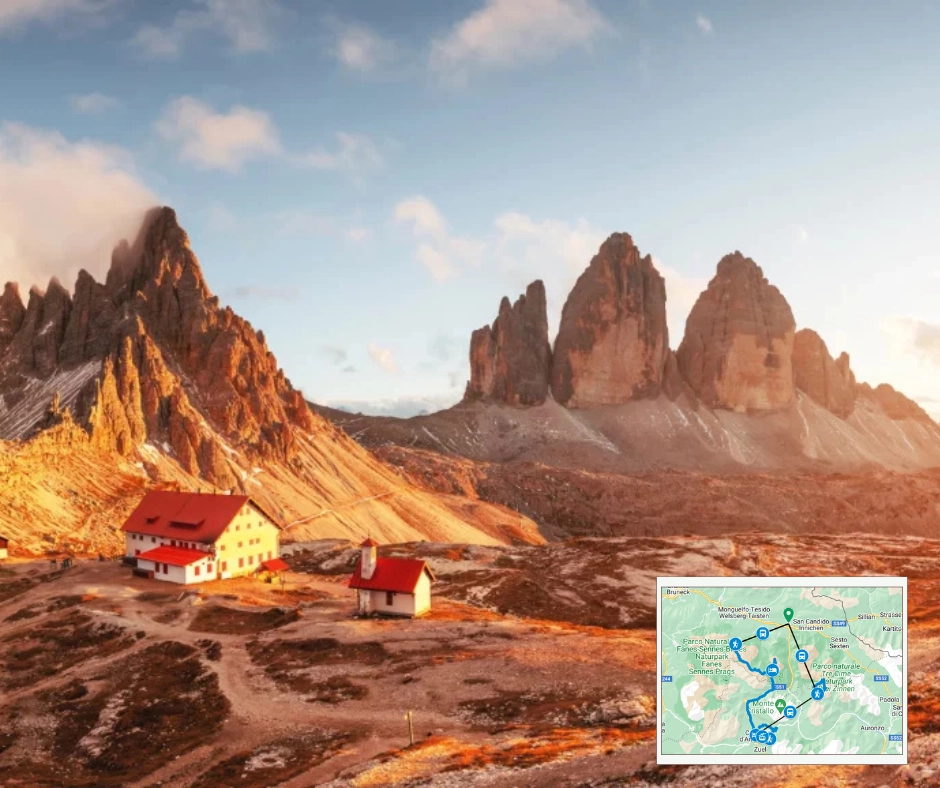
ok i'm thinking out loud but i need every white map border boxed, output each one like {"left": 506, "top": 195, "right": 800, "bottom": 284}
{"left": 656, "top": 576, "right": 908, "bottom": 765}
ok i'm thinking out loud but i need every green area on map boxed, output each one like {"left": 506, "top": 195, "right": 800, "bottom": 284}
{"left": 660, "top": 586, "right": 904, "bottom": 756}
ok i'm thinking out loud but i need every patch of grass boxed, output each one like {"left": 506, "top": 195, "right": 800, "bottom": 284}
{"left": 0, "top": 577, "right": 34, "bottom": 602}
{"left": 4, "top": 606, "right": 41, "bottom": 622}
{"left": 0, "top": 612, "right": 135, "bottom": 690}
{"left": 190, "top": 731, "right": 355, "bottom": 788}
{"left": 3, "top": 641, "right": 230, "bottom": 787}
{"left": 305, "top": 676, "right": 368, "bottom": 704}
{"left": 135, "top": 591, "right": 175, "bottom": 603}
{"left": 248, "top": 638, "right": 386, "bottom": 698}
{"left": 196, "top": 639, "right": 222, "bottom": 661}
{"left": 189, "top": 604, "right": 299, "bottom": 635}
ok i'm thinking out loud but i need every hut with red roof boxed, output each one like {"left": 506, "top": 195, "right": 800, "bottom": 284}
{"left": 121, "top": 490, "right": 282, "bottom": 585}
{"left": 348, "top": 538, "right": 435, "bottom": 617}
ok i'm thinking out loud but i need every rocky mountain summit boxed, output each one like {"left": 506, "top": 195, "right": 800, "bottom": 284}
{"left": 551, "top": 233, "right": 669, "bottom": 407}
{"left": 465, "top": 280, "right": 551, "bottom": 406}
{"left": 317, "top": 230, "right": 940, "bottom": 483}
{"left": 0, "top": 207, "right": 542, "bottom": 553}
{"left": 676, "top": 251, "right": 796, "bottom": 411}
{"left": 0, "top": 207, "right": 313, "bottom": 487}
{"left": 792, "top": 328, "right": 857, "bottom": 418}
{"left": 464, "top": 235, "right": 925, "bottom": 429}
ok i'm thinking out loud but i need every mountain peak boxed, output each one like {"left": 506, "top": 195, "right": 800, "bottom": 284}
{"left": 551, "top": 232, "right": 668, "bottom": 407}
{"left": 677, "top": 251, "right": 795, "bottom": 412}
{"left": 465, "top": 278, "right": 551, "bottom": 406}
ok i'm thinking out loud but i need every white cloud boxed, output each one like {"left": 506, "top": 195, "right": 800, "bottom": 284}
{"left": 69, "top": 92, "right": 120, "bottom": 114}
{"left": 330, "top": 20, "right": 397, "bottom": 72}
{"left": 0, "top": 122, "right": 156, "bottom": 289}
{"left": 368, "top": 343, "right": 399, "bottom": 373}
{"left": 416, "top": 244, "right": 455, "bottom": 282}
{"left": 495, "top": 211, "right": 605, "bottom": 274}
{"left": 297, "top": 132, "right": 383, "bottom": 173}
{"left": 155, "top": 96, "right": 281, "bottom": 172}
{"left": 132, "top": 0, "right": 281, "bottom": 59}
{"left": 883, "top": 317, "right": 940, "bottom": 366}
{"left": 394, "top": 196, "right": 447, "bottom": 236}
{"left": 394, "top": 196, "right": 485, "bottom": 281}
{"left": 0, "top": 0, "right": 117, "bottom": 33}
{"left": 430, "top": 0, "right": 608, "bottom": 82}
{"left": 695, "top": 13, "right": 713, "bottom": 35}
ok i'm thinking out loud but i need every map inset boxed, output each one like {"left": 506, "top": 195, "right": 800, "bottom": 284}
{"left": 660, "top": 584, "right": 904, "bottom": 761}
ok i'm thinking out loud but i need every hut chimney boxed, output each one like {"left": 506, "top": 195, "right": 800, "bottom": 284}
{"left": 359, "top": 537, "right": 378, "bottom": 580}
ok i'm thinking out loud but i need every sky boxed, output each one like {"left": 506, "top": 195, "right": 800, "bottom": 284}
{"left": 3, "top": 1, "right": 940, "bottom": 417}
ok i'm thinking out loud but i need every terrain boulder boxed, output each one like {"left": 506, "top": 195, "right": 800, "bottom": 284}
{"left": 551, "top": 233, "right": 668, "bottom": 407}
{"left": 676, "top": 251, "right": 795, "bottom": 412}
{"left": 792, "top": 329, "right": 857, "bottom": 417}
{"left": 465, "top": 280, "right": 552, "bottom": 406}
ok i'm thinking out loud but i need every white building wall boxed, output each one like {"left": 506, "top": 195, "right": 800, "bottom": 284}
{"left": 136, "top": 553, "right": 218, "bottom": 585}
{"left": 413, "top": 572, "right": 431, "bottom": 616}
{"left": 137, "top": 559, "right": 187, "bottom": 584}
{"left": 368, "top": 588, "right": 417, "bottom": 617}
{"left": 0, "top": 547, "right": 7, "bottom": 560}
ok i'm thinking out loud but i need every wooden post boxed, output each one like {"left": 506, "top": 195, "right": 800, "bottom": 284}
{"left": 406, "top": 710, "right": 414, "bottom": 746}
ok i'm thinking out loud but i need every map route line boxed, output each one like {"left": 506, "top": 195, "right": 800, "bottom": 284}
{"left": 741, "top": 623, "right": 788, "bottom": 643}
{"left": 761, "top": 695, "right": 814, "bottom": 731}
{"left": 730, "top": 614, "right": 826, "bottom": 742}
{"left": 659, "top": 579, "right": 906, "bottom": 764}
{"left": 803, "top": 662, "right": 817, "bottom": 686}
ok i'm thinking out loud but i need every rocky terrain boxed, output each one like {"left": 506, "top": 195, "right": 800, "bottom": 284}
{"left": 321, "top": 232, "right": 940, "bottom": 472}
{"left": 312, "top": 231, "right": 940, "bottom": 541}
{"left": 0, "top": 534, "right": 936, "bottom": 787}
{"left": 365, "top": 445, "right": 940, "bottom": 541}
{"left": 0, "top": 207, "right": 542, "bottom": 555}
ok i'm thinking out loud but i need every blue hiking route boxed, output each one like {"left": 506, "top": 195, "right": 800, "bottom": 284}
{"left": 738, "top": 655, "right": 779, "bottom": 731}
{"left": 729, "top": 619, "right": 828, "bottom": 739}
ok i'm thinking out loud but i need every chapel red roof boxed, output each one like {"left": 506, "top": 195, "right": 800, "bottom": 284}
{"left": 137, "top": 545, "right": 209, "bottom": 567}
{"left": 121, "top": 491, "right": 280, "bottom": 542}
{"left": 348, "top": 556, "right": 435, "bottom": 593}
{"left": 360, "top": 538, "right": 378, "bottom": 547}
{"left": 261, "top": 558, "right": 289, "bottom": 572}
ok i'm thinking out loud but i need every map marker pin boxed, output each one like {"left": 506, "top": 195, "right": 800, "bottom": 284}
{"left": 775, "top": 698, "right": 786, "bottom": 713}
{"left": 784, "top": 607, "right": 794, "bottom": 623}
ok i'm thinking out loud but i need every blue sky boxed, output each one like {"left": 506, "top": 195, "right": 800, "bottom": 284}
{"left": 3, "top": 1, "right": 940, "bottom": 416}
